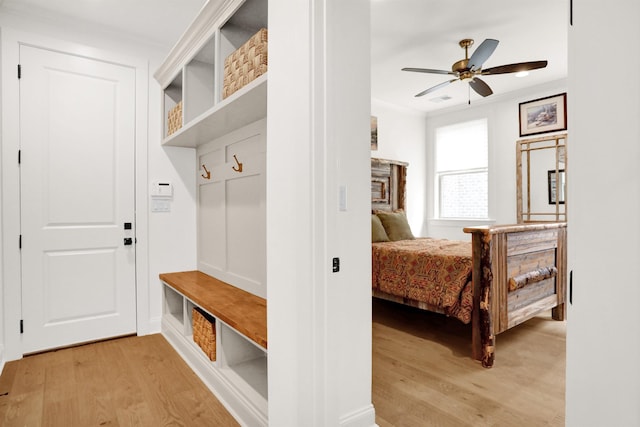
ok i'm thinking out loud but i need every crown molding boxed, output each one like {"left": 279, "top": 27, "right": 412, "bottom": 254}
{"left": 153, "top": 0, "right": 237, "bottom": 87}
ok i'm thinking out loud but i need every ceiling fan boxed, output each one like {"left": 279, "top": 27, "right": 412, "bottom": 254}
{"left": 402, "top": 38, "right": 548, "bottom": 98}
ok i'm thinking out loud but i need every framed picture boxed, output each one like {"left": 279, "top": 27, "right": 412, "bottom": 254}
{"left": 519, "top": 93, "right": 567, "bottom": 137}
{"left": 371, "top": 116, "right": 378, "bottom": 150}
{"left": 548, "top": 169, "right": 566, "bottom": 205}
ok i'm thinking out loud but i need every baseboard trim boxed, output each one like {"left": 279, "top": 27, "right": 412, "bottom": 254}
{"left": 340, "top": 404, "right": 377, "bottom": 427}
{"left": 0, "top": 345, "right": 5, "bottom": 376}
{"left": 137, "top": 316, "right": 162, "bottom": 336}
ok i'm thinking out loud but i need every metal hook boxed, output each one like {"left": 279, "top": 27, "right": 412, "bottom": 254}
{"left": 232, "top": 154, "right": 243, "bottom": 173}
{"left": 201, "top": 164, "right": 211, "bottom": 180}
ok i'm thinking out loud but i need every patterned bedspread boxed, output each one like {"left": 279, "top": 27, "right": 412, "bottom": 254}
{"left": 372, "top": 238, "right": 474, "bottom": 324}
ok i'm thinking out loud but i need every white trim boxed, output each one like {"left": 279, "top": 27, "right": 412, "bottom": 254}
{"left": 0, "top": 345, "right": 5, "bottom": 375}
{"left": 153, "top": 0, "right": 235, "bottom": 87}
{"left": 0, "top": 27, "right": 150, "bottom": 359}
{"left": 339, "top": 404, "right": 377, "bottom": 427}
{"left": 428, "top": 218, "right": 496, "bottom": 227}
{"left": 162, "top": 320, "right": 267, "bottom": 427}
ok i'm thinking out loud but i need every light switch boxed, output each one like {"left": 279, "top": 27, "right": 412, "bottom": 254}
{"left": 152, "top": 199, "right": 170, "bottom": 212}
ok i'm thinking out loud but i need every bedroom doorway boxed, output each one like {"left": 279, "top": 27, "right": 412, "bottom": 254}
{"left": 369, "top": 1, "right": 568, "bottom": 424}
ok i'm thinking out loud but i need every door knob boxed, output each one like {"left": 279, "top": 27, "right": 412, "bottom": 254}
{"left": 124, "top": 237, "right": 133, "bottom": 246}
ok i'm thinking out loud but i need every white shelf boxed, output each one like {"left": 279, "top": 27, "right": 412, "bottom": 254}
{"left": 162, "top": 74, "right": 267, "bottom": 148}
{"left": 227, "top": 355, "right": 268, "bottom": 399}
{"left": 160, "top": 279, "right": 268, "bottom": 426}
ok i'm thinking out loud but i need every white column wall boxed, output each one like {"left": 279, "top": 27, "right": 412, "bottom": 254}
{"left": 566, "top": 1, "right": 640, "bottom": 425}
{"left": 267, "top": 0, "right": 375, "bottom": 425}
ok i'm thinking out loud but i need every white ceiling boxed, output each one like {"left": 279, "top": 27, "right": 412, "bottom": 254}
{"left": 372, "top": 0, "right": 568, "bottom": 113}
{"left": 0, "top": 0, "right": 208, "bottom": 48}
{"left": 0, "top": 0, "right": 568, "bottom": 113}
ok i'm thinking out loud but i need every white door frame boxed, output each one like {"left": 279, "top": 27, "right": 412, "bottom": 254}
{"left": 1, "top": 28, "right": 150, "bottom": 361}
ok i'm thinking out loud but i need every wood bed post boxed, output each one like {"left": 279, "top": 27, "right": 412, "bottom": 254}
{"left": 551, "top": 226, "right": 567, "bottom": 321}
{"left": 466, "top": 228, "right": 495, "bottom": 368}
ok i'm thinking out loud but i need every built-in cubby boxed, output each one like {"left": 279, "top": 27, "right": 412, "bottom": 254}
{"left": 156, "top": 1, "right": 269, "bottom": 425}
{"left": 163, "top": 285, "right": 184, "bottom": 329}
{"left": 163, "top": 71, "right": 182, "bottom": 139}
{"left": 157, "top": 0, "right": 267, "bottom": 147}
{"left": 219, "top": 0, "right": 268, "bottom": 96}
{"left": 184, "top": 35, "right": 216, "bottom": 123}
{"left": 160, "top": 271, "right": 268, "bottom": 425}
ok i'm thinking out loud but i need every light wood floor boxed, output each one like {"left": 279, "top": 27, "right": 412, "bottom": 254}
{"left": 0, "top": 301, "right": 565, "bottom": 426}
{"left": 0, "top": 334, "right": 239, "bottom": 427}
{"left": 372, "top": 298, "right": 566, "bottom": 426}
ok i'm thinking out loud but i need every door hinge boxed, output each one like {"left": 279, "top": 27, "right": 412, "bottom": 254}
{"left": 19, "top": 234, "right": 22, "bottom": 249}
{"left": 20, "top": 319, "right": 24, "bottom": 334}
{"left": 18, "top": 149, "right": 21, "bottom": 165}
{"left": 17, "top": 64, "right": 21, "bottom": 79}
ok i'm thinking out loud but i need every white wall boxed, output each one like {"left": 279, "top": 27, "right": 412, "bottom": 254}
{"left": 0, "top": 24, "right": 4, "bottom": 370}
{"left": 268, "top": 0, "right": 375, "bottom": 425}
{"left": 371, "top": 98, "right": 427, "bottom": 236}
{"left": 566, "top": 1, "right": 640, "bottom": 425}
{"left": 424, "top": 79, "right": 567, "bottom": 241}
{"left": 0, "top": 9, "right": 197, "bottom": 359}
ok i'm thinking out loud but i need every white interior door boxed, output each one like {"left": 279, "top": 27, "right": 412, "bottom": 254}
{"left": 19, "top": 45, "right": 137, "bottom": 354}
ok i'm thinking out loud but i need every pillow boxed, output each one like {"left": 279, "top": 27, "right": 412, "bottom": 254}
{"left": 375, "top": 210, "right": 415, "bottom": 241}
{"left": 371, "top": 214, "right": 390, "bottom": 242}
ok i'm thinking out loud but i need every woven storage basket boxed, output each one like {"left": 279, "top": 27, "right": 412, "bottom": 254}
{"left": 223, "top": 28, "right": 268, "bottom": 99}
{"left": 192, "top": 307, "right": 216, "bottom": 361}
{"left": 167, "top": 101, "right": 183, "bottom": 136}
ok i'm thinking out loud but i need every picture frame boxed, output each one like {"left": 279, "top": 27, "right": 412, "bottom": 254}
{"left": 548, "top": 169, "right": 566, "bottom": 205}
{"left": 371, "top": 116, "right": 378, "bottom": 150}
{"left": 519, "top": 93, "right": 567, "bottom": 137}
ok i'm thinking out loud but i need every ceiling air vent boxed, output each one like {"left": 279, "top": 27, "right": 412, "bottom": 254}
{"left": 429, "top": 95, "right": 452, "bottom": 103}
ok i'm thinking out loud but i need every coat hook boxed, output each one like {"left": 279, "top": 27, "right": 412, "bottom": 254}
{"left": 232, "top": 154, "right": 243, "bottom": 173}
{"left": 201, "top": 164, "right": 211, "bottom": 180}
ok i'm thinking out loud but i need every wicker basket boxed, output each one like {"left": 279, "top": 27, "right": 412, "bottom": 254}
{"left": 167, "top": 101, "right": 183, "bottom": 136}
{"left": 192, "top": 307, "right": 216, "bottom": 361}
{"left": 223, "top": 28, "right": 268, "bottom": 99}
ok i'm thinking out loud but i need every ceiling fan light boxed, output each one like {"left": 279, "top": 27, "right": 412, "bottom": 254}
{"left": 515, "top": 71, "right": 529, "bottom": 78}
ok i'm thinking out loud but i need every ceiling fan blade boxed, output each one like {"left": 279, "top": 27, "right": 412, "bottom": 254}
{"left": 482, "top": 60, "right": 548, "bottom": 75}
{"left": 402, "top": 67, "right": 457, "bottom": 76}
{"left": 469, "top": 77, "right": 493, "bottom": 97}
{"left": 415, "top": 79, "right": 458, "bottom": 97}
{"left": 468, "top": 38, "right": 499, "bottom": 71}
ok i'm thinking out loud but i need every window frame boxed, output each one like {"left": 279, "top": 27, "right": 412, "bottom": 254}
{"left": 434, "top": 119, "right": 489, "bottom": 220}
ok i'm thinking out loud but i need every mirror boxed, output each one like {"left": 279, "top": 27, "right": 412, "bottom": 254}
{"left": 517, "top": 134, "right": 567, "bottom": 223}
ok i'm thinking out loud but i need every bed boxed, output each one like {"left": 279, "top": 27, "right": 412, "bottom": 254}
{"left": 370, "top": 158, "right": 567, "bottom": 368}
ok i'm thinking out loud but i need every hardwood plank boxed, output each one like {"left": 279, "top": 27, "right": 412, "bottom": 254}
{"left": 0, "top": 334, "right": 239, "bottom": 427}
{"left": 160, "top": 271, "right": 267, "bottom": 348}
{"left": 373, "top": 298, "right": 565, "bottom": 426}
{"left": 42, "top": 348, "right": 80, "bottom": 427}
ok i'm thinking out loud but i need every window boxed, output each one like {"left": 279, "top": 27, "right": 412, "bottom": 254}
{"left": 435, "top": 119, "right": 488, "bottom": 219}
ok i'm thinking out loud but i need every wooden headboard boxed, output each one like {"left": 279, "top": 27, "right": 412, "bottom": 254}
{"left": 371, "top": 158, "right": 408, "bottom": 212}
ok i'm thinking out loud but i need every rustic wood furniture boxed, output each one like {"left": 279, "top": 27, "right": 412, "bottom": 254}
{"left": 371, "top": 158, "right": 407, "bottom": 212}
{"left": 370, "top": 158, "right": 567, "bottom": 367}
{"left": 517, "top": 133, "right": 568, "bottom": 223}
{"left": 373, "top": 223, "right": 567, "bottom": 368}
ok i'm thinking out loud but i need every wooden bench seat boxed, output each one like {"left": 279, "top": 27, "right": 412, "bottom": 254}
{"left": 159, "top": 270, "right": 267, "bottom": 349}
